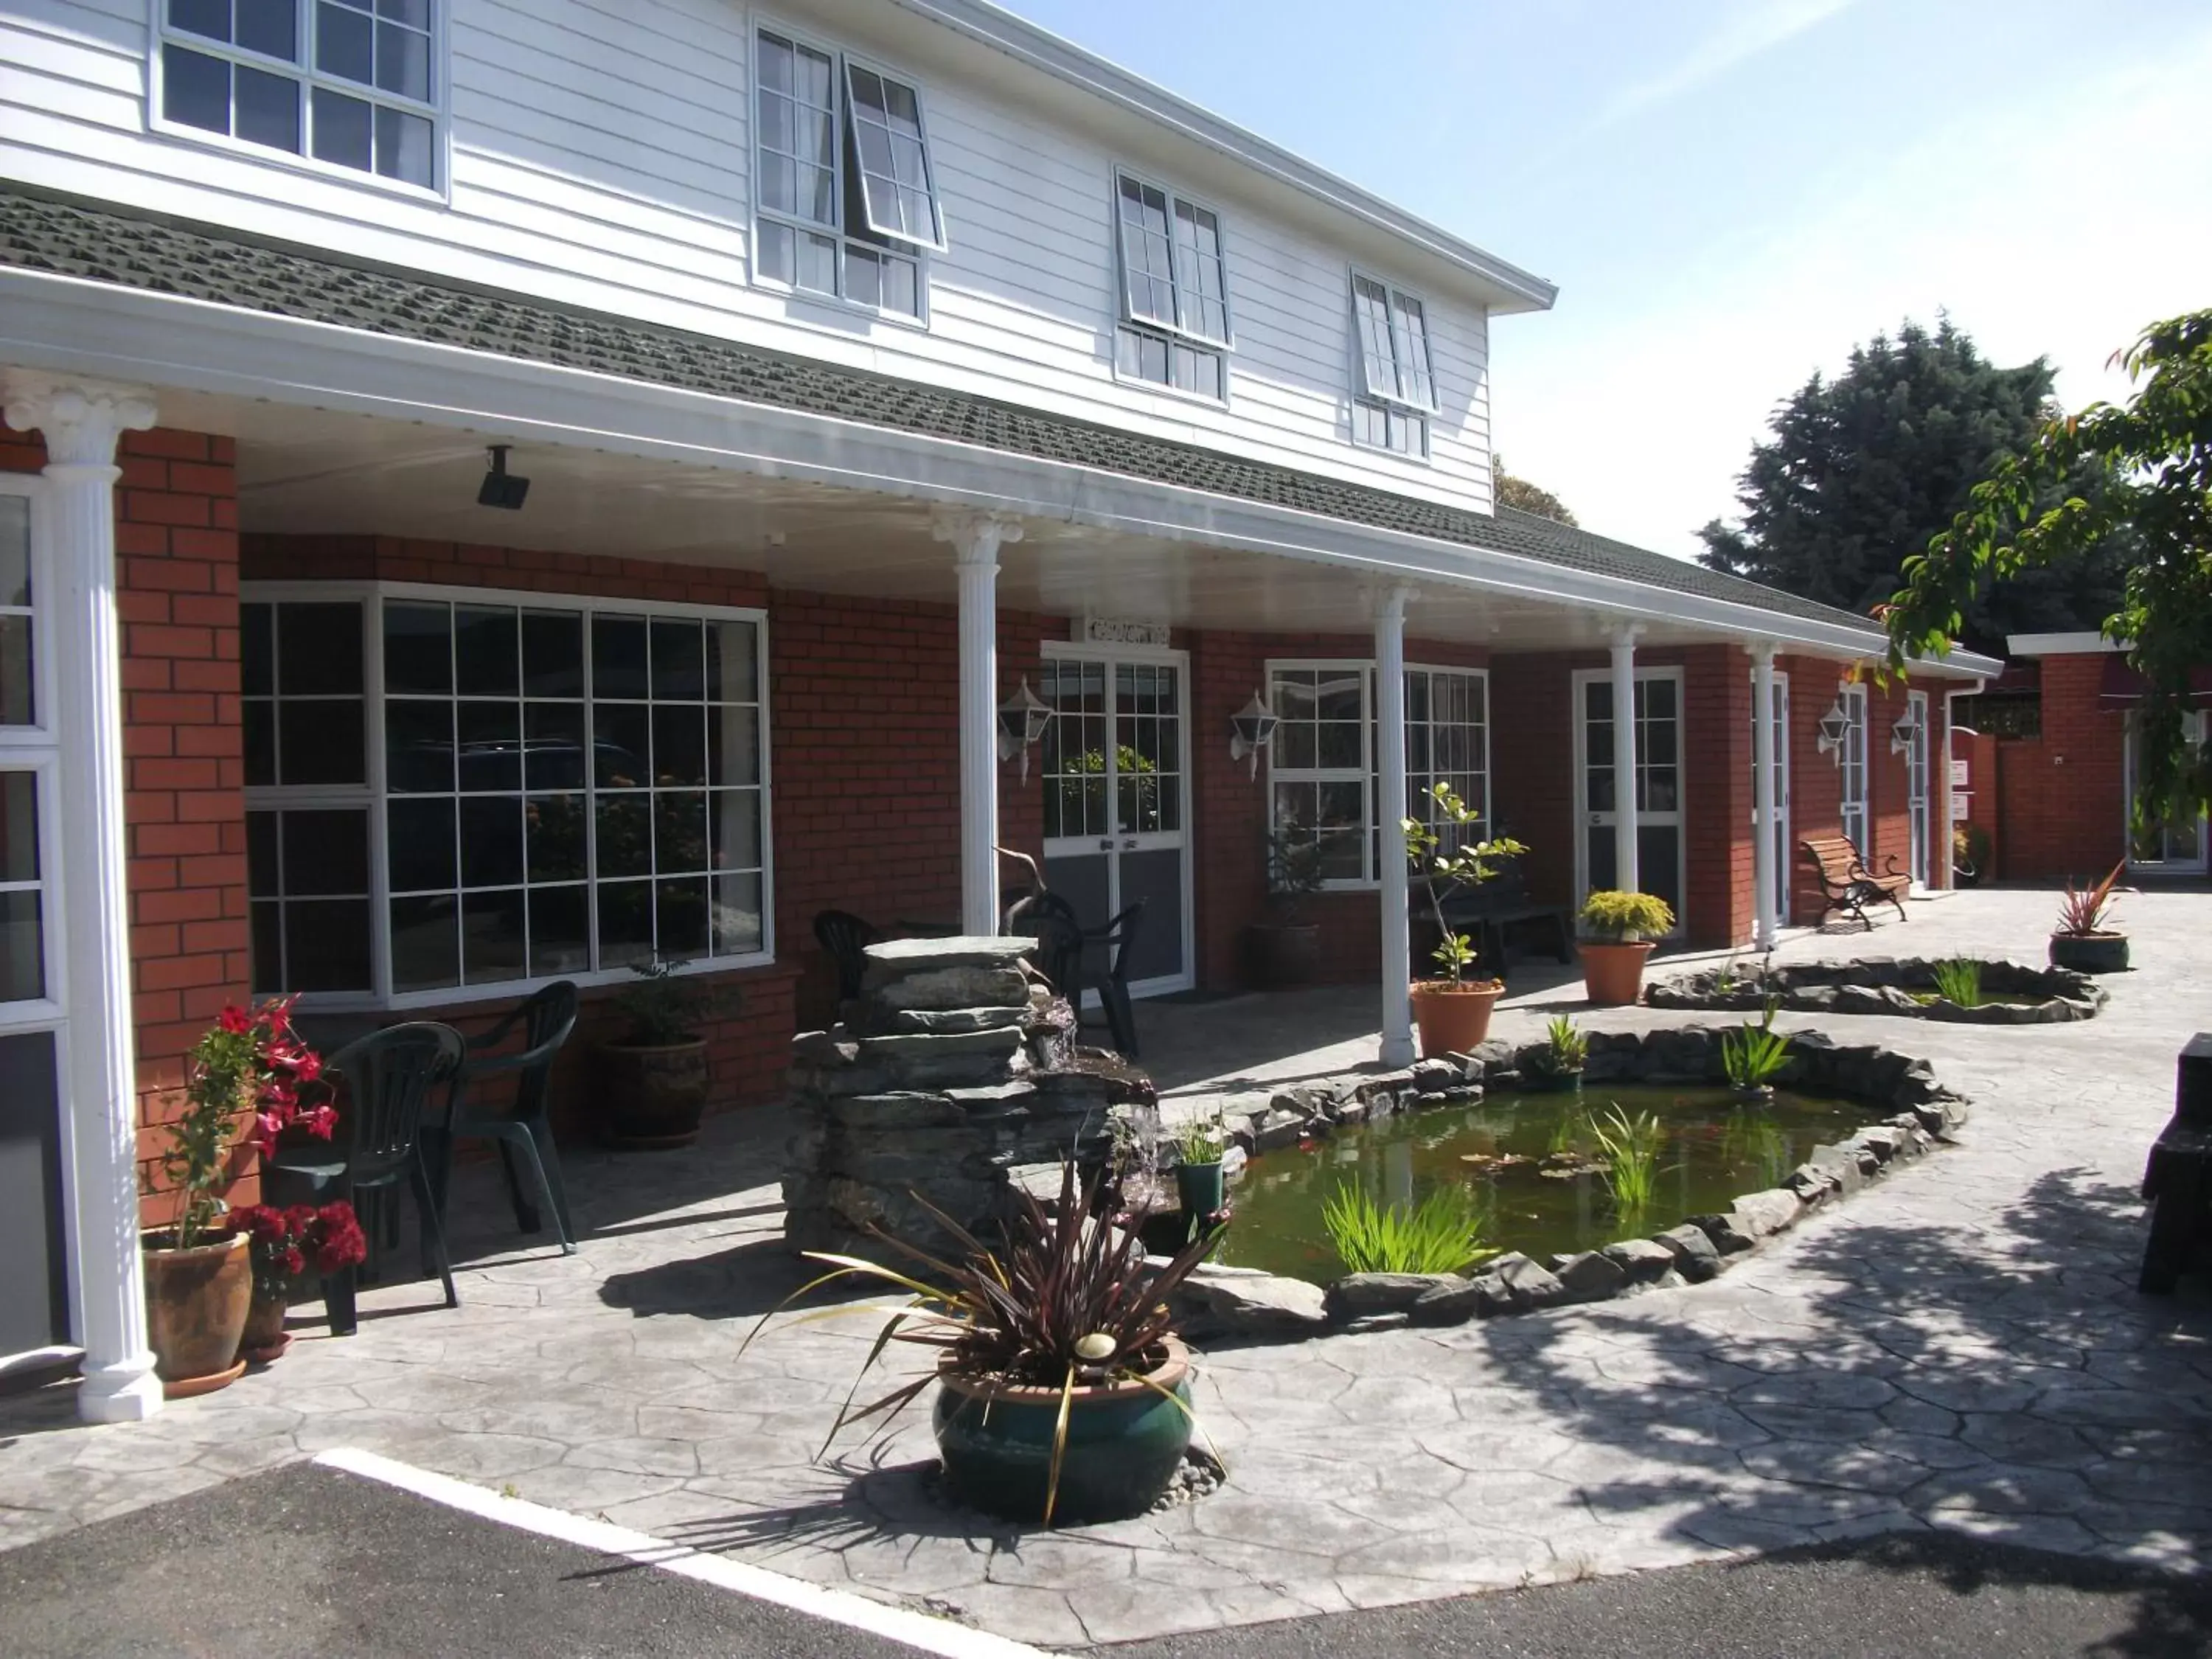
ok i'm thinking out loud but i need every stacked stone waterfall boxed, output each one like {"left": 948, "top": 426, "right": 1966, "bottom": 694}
{"left": 782, "top": 936, "right": 1150, "bottom": 1260}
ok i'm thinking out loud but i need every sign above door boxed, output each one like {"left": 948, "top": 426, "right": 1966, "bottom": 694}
{"left": 1079, "top": 614, "right": 1172, "bottom": 647}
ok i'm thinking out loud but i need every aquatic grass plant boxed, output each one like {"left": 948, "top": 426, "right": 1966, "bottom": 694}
{"left": 1721, "top": 999, "right": 1793, "bottom": 1091}
{"left": 1590, "top": 1105, "right": 1666, "bottom": 1222}
{"left": 1172, "top": 1110, "right": 1228, "bottom": 1166}
{"left": 1538, "top": 1014, "right": 1589, "bottom": 1079}
{"left": 1721, "top": 1107, "right": 1793, "bottom": 1189}
{"left": 1930, "top": 958, "right": 1983, "bottom": 1008}
{"left": 1321, "top": 1182, "right": 1495, "bottom": 1276}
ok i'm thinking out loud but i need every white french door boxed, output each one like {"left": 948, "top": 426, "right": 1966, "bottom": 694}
{"left": 1750, "top": 671, "right": 1792, "bottom": 922}
{"left": 1037, "top": 647, "right": 1194, "bottom": 996}
{"left": 1905, "top": 690, "right": 1932, "bottom": 889}
{"left": 1572, "top": 666, "right": 1686, "bottom": 933}
{"left": 2126, "top": 709, "right": 2208, "bottom": 872}
{"left": 1838, "top": 684, "right": 1869, "bottom": 852}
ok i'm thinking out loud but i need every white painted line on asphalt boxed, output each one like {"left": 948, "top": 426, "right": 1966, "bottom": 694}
{"left": 313, "top": 1447, "right": 1057, "bottom": 1659}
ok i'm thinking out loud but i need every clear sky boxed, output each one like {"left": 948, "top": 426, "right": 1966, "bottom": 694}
{"left": 1000, "top": 0, "right": 2212, "bottom": 560}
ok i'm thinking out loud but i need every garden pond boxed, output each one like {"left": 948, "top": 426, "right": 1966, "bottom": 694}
{"left": 1211, "top": 1082, "right": 1877, "bottom": 1283}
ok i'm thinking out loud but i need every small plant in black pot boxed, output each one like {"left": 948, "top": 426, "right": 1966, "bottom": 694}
{"left": 2048, "top": 863, "right": 2129, "bottom": 974}
{"left": 596, "top": 958, "right": 722, "bottom": 1147}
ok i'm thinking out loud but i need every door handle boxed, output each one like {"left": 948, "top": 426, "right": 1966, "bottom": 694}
{"left": 1123, "top": 838, "right": 1138, "bottom": 850}
{"left": 1099, "top": 838, "right": 1113, "bottom": 851}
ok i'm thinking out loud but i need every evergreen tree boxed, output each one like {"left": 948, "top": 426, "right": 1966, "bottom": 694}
{"left": 1700, "top": 318, "right": 2129, "bottom": 654}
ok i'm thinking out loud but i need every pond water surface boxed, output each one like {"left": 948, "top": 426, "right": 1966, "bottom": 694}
{"left": 1213, "top": 1084, "right": 1875, "bottom": 1283}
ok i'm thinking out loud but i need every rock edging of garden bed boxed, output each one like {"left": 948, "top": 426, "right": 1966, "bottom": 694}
{"left": 1169, "top": 1023, "right": 1967, "bottom": 1342}
{"left": 1645, "top": 956, "right": 2104, "bottom": 1023}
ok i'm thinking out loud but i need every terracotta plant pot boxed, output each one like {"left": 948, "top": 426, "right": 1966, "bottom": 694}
{"left": 142, "top": 1231, "right": 252, "bottom": 1398}
{"left": 933, "top": 1335, "right": 1194, "bottom": 1525}
{"left": 1245, "top": 922, "right": 1322, "bottom": 989}
{"left": 2049, "top": 931, "right": 2129, "bottom": 975}
{"left": 596, "top": 1036, "right": 712, "bottom": 1147}
{"left": 1410, "top": 978, "right": 1505, "bottom": 1057}
{"left": 1580, "top": 940, "right": 1658, "bottom": 1006}
{"left": 240, "top": 1291, "right": 291, "bottom": 1364}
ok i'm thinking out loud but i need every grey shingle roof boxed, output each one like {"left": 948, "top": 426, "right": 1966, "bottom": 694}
{"left": 1, "top": 183, "right": 1882, "bottom": 640}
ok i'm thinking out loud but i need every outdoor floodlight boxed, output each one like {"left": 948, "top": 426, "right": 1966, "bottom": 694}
{"left": 1229, "top": 689, "right": 1279, "bottom": 780}
{"left": 1890, "top": 703, "right": 1924, "bottom": 757}
{"left": 478, "top": 445, "right": 531, "bottom": 510}
{"left": 1816, "top": 698, "right": 1852, "bottom": 761}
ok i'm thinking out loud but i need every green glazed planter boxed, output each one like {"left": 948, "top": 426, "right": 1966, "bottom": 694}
{"left": 1174, "top": 1160, "right": 1227, "bottom": 1221}
{"left": 932, "top": 1336, "right": 1194, "bottom": 1526}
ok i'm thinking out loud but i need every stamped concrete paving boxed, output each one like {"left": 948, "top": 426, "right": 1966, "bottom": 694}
{"left": 3, "top": 887, "right": 2208, "bottom": 1650}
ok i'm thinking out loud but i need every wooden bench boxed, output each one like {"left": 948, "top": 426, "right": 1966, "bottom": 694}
{"left": 1800, "top": 835, "right": 1911, "bottom": 931}
{"left": 2141, "top": 1034, "right": 2212, "bottom": 1293}
{"left": 1434, "top": 863, "right": 1574, "bottom": 984}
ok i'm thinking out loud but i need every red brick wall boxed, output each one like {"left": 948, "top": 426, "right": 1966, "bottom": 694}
{"left": 1958, "top": 728, "right": 2001, "bottom": 874}
{"left": 3, "top": 420, "right": 252, "bottom": 1222}
{"left": 1983, "top": 655, "right": 2127, "bottom": 880}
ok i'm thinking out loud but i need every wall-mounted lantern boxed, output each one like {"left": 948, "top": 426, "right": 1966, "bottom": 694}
{"left": 1890, "top": 701, "right": 1924, "bottom": 757}
{"left": 997, "top": 678, "right": 1052, "bottom": 782}
{"left": 1815, "top": 698, "right": 1853, "bottom": 762}
{"left": 1228, "top": 689, "right": 1279, "bottom": 780}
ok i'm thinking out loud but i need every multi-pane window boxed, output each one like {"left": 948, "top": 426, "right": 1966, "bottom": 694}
{"left": 0, "top": 489, "right": 52, "bottom": 1012}
{"left": 1114, "top": 172, "right": 1230, "bottom": 400}
{"left": 0, "top": 494, "right": 32, "bottom": 728}
{"left": 1349, "top": 273, "right": 1436, "bottom": 456}
{"left": 157, "top": 0, "right": 439, "bottom": 190}
{"left": 1582, "top": 677, "right": 1681, "bottom": 816}
{"left": 1267, "top": 662, "right": 1489, "bottom": 887}
{"left": 243, "top": 588, "right": 771, "bottom": 1004}
{"left": 0, "top": 771, "right": 44, "bottom": 1005}
{"left": 1838, "top": 684, "right": 1869, "bottom": 850}
{"left": 753, "top": 28, "right": 942, "bottom": 320}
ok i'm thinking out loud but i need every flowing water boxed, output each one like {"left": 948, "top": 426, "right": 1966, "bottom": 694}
{"left": 1212, "top": 1084, "right": 1876, "bottom": 1283}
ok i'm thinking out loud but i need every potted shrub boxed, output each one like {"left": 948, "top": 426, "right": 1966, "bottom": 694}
{"left": 1245, "top": 827, "right": 1333, "bottom": 988}
{"left": 145, "top": 1001, "right": 332, "bottom": 1397}
{"left": 1402, "top": 782, "right": 1528, "bottom": 1057}
{"left": 2049, "top": 862, "right": 2129, "bottom": 973}
{"left": 748, "top": 1163, "right": 1220, "bottom": 1526}
{"left": 1170, "top": 1112, "right": 1228, "bottom": 1223}
{"left": 1952, "top": 823, "right": 1992, "bottom": 889}
{"left": 597, "top": 958, "right": 720, "bottom": 1147}
{"left": 226, "top": 1200, "right": 367, "bottom": 1364}
{"left": 1576, "top": 890, "right": 1676, "bottom": 1006}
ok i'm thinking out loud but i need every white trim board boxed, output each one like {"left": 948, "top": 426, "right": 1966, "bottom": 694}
{"left": 312, "top": 1448, "right": 1052, "bottom": 1659}
{"left": 0, "top": 266, "right": 2003, "bottom": 672}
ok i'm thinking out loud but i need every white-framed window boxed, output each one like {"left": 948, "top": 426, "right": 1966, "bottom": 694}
{"left": 153, "top": 0, "right": 443, "bottom": 193}
{"left": 1838, "top": 682, "right": 1869, "bottom": 851}
{"left": 752, "top": 24, "right": 943, "bottom": 322}
{"left": 1113, "top": 169, "right": 1231, "bottom": 401}
{"left": 1266, "top": 659, "right": 1490, "bottom": 888}
{"left": 1349, "top": 271, "right": 1436, "bottom": 457}
{"left": 241, "top": 582, "right": 773, "bottom": 1007}
{"left": 0, "top": 490, "right": 38, "bottom": 738}
{"left": 0, "top": 483, "right": 61, "bottom": 1023}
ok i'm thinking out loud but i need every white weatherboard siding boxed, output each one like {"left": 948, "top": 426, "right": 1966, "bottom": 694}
{"left": 1, "top": 0, "right": 1495, "bottom": 512}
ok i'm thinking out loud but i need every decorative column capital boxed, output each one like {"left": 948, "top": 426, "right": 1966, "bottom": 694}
{"left": 1750, "top": 639, "right": 1779, "bottom": 667}
{"left": 1373, "top": 582, "right": 1419, "bottom": 624}
{"left": 1, "top": 372, "right": 157, "bottom": 470}
{"left": 1608, "top": 621, "right": 1645, "bottom": 650}
{"left": 932, "top": 508, "right": 1026, "bottom": 566}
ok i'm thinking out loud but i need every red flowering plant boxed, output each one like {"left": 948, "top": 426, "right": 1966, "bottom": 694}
{"left": 152, "top": 997, "right": 334, "bottom": 1252}
{"left": 225, "top": 1202, "right": 368, "bottom": 1300}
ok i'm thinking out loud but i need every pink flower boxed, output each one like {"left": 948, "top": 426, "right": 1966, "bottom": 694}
{"left": 218, "top": 1006, "right": 253, "bottom": 1034}
{"left": 299, "top": 1103, "right": 337, "bottom": 1141}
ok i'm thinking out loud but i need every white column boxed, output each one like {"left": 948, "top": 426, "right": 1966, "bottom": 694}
{"left": 4, "top": 372, "right": 161, "bottom": 1423}
{"left": 1375, "top": 584, "right": 1416, "bottom": 1068}
{"left": 1937, "top": 691, "right": 1956, "bottom": 892}
{"left": 1752, "top": 642, "right": 1780, "bottom": 950}
{"left": 933, "top": 509, "right": 1024, "bottom": 937}
{"left": 1609, "top": 626, "right": 1642, "bottom": 894}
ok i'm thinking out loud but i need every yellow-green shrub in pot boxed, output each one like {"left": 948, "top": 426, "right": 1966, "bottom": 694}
{"left": 1577, "top": 891, "right": 1676, "bottom": 1006}
{"left": 1402, "top": 783, "right": 1527, "bottom": 1057}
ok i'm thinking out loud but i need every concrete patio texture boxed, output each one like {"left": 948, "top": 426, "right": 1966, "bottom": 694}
{"left": 3, "top": 886, "right": 2209, "bottom": 1649}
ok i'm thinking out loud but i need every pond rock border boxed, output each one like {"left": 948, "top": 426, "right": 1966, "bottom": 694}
{"left": 1172, "top": 1023, "right": 1968, "bottom": 1341}
{"left": 1645, "top": 956, "right": 2104, "bottom": 1023}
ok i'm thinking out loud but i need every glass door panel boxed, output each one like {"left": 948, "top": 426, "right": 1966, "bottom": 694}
{"left": 2127, "top": 710, "right": 2208, "bottom": 869}
{"left": 1579, "top": 671, "right": 1685, "bottom": 932}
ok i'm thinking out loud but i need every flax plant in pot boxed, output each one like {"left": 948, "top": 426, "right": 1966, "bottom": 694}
{"left": 2049, "top": 862, "right": 2129, "bottom": 974}
{"left": 1576, "top": 891, "right": 1676, "bottom": 1006}
{"left": 143, "top": 1000, "right": 333, "bottom": 1397}
{"left": 745, "top": 1163, "right": 1221, "bottom": 1527}
{"left": 1402, "top": 783, "right": 1527, "bottom": 1057}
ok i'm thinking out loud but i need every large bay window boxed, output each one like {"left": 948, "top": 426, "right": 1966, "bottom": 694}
{"left": 1113, "top": 170, "right": 1231, "bottom": 400}
{"left": 243, "top": 585, "right": 771, "bottom": 1004}
{"left": 1267, "top": 660, "right": 1489, "bottom": 887}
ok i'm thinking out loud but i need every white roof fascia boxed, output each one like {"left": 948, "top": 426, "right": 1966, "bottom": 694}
{"left": 888, "top": 0, "right": 1559, "bottom": 315}
{"left": 2006, "top": 631, "right": 2124, "bottom": 657}
{"left": 2, "top": 264, "right": 1980, "bottom": 668}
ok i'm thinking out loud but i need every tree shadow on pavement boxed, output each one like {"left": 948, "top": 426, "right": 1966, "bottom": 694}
{"left": 1459, "top": 1166, "right": 2212, "bottom": 1582}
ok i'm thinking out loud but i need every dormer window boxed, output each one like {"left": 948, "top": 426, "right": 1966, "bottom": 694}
{"left": 753, "top": 27, "right": 944, "bottom": 321}
{"left": 1113, "top": 171, "right": 1231, "bottom": 400}
{"left": 154, "top": 0, "right": 441, "bottom": 191}
{"left": 1349, "top": 271, "right": 1436, "bottom": 457}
